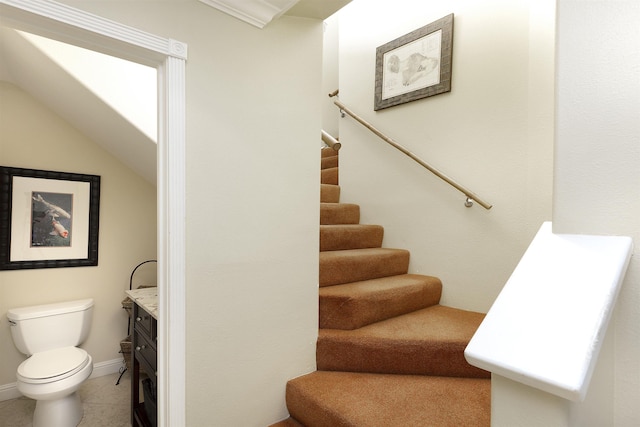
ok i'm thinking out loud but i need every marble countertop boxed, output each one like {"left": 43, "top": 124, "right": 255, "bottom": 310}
{"left": 125, "top": 287, "right": 158, "bottom": 319}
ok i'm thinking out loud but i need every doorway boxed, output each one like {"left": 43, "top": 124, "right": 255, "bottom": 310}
{"left": 0, "top": 1, "right": 186, "bottom": 425}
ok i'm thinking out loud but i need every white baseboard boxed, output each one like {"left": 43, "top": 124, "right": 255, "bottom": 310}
{"left": 0, "top": 382, "right": 21, "bottom": 402}
{"left": 0, "top": 357, "right": 125, "bottom": 402}
{"left": 90, "top": 357, "right": 126, "bottom": 379}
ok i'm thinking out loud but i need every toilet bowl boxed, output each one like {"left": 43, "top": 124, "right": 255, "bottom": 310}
{"left": 7, "top": 299, "right": 94, "bottom": 427}
{"left": 16, "top": 348, "right": 93, "bottom": 427}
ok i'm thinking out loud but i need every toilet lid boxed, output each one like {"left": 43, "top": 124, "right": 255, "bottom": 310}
{"left": 18, "top": 347, "right": 88, "bottom": 380}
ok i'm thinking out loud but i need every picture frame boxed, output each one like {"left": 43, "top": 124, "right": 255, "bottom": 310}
{"left": 374, "top": 14, "right": 454, "bottom": 111}
{"left": 0, "top": 166, "right": 100, "bottom": 270}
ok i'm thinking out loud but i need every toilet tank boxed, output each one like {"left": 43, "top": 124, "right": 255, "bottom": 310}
{"left": 7, "top": 299, "right": 94, "bottom": 356}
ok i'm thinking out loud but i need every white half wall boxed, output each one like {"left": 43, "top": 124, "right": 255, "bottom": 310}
{"left": 554, "top": 0, "right": 640, "bottom": 424}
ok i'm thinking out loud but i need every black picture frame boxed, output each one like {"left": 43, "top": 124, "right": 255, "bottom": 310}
{"left": 0, "top": 166, "right": 100, "bottom": 270}
{"left": 374, "top": 14, "right": 454, "bottom": 111}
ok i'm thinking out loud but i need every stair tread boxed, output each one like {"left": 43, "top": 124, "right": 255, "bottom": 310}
{"left": 286, "top": 371, "right": 490, "bottom": 427}
{"left": 320, "top": 202, "right": 359, "bottom": 208}
{"left": 319, "top": 248, "right": 410, "bottom": 287}
{"left": 319, "top": 247, "right": 409, "bottom": 258}
{"left": 317, "top": 305, "right": 489, "bottom": 378}
{"left": 321, "top": 304, "right": 484, "bottom": 342}
{"left": 319, "top": 274, "right": 442, "bottom": 329}
{"left": 320, "top": 224, "right": 384, "bottom": 251}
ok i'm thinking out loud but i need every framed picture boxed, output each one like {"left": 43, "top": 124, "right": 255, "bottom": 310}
{"left": 0, "top": 166, "right": 100, "bottom": 270}
{"left": 374, "top": 14, "right": 454, "bottom": 111}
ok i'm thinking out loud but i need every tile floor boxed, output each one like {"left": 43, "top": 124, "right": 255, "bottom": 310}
{"left": 0, "top": 371, "right": 131, "bottom": 427}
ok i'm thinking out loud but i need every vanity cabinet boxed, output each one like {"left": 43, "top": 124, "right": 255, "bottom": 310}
{"left": 131, "top": 301, "right": 157, "bottom": 427}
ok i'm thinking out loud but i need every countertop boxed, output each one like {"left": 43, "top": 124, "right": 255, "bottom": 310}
{"left": 125, "top": 287, "right": 158, "bottom": 320}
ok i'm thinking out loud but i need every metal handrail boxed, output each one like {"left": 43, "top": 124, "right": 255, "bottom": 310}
{"left": 321, "top": 130, "right": 341, "bottom": 151}
{"left": 329, "top": 92, "right": 492, "bottom": 210}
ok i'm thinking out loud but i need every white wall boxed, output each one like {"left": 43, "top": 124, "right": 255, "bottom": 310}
{"left": 58, "top": 2, "right": 322, "bottom": 425}
{"left": 183, "top": 15, "right": 320, "bottom": 426}
{"left": 0, "top": 82, "right": 157, "bottom": 389}
{"left": 554, "top": 0, "right": 640, "bottom": 424}
{"left": 322, "top": 14, "right": 340, "bottom": 138}
{"left": 336, "top": 0, "right": 555, "bottom": 312}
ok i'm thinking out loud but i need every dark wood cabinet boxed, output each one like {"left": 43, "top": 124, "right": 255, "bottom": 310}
{"left": 131, "top": 302, "right": 157, "bottom": 427}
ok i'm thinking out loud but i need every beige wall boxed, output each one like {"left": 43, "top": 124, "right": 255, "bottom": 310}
{"left": 336, "top": 0, "right": 555, "bottom": 313}
{"left": 0, "top": 82, "right": 157, "bottom": 386}
{"left": 322, "top": 13, "right": 340, "bottom": 138}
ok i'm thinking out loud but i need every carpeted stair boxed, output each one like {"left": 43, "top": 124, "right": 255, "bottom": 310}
{"left": 271, "top": 147, "right": 490, "bottom": 427}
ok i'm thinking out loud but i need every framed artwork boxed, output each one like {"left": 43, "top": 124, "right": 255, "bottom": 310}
{"left": 374, "top": 14, "right": 454, "bottom": 111}
{"left": 0, "top": 166, "right": 100, "bottom": 270}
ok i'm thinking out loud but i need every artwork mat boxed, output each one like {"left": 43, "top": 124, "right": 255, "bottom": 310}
{"left": 0, "top": 166, "right": 100, "bottom": 270}
{"left": 381, "top": 29, "right": 442, "bottom": 100}
{"left": 374, "top": 14, "right": 454, "bottom": 110}
{"left": 11, "top": 176, "right": 90, "bottom": 261}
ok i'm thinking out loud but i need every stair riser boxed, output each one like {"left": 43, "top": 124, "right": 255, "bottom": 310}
{"left": 320, "top": 225, "right": 384, "bottom": 251}
{"left": 321, "top": 156, "right": 338, "bottom": 170}
{"left": 320, "top": 204, "right": 360, "bottom": 225}
{"left": 321, "top": 147, "right": 339, "bottom": 158}
{"left": 319, "top": 249, "right": 409, "bottom": 287}
{"left": 316, "top": 337, "right": 490, "bottom": 379}
{"left": 286, "top": 372, "right": 490, "bottom": 427}
{"left": 321, "top": 167, "right": 338, "bottom": 185}
{"left": 320, "top": 184, "right": 340, "bottom": 203}
{"left": 319, "top": 277, "right": 442, "bottom": 330}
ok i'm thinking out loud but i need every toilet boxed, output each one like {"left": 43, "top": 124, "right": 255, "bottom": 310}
{"left": 7, "top": 299, "right": 94, "bottom": 427}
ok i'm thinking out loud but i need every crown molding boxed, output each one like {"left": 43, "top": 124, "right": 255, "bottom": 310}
{"left": 199, "top": 0, "right": 298, "bottom": 28}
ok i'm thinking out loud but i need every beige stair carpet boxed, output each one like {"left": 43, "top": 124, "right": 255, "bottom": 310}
{"left": 271, "top": 147, "right": 490, "bottom": 426}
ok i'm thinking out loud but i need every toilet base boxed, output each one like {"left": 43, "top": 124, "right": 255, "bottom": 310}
{"left": 33, "top": 392, "right": 83, "bottom": 427}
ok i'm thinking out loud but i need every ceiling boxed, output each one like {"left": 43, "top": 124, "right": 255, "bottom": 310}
{"left": 202, "top": 0, "right": 351, "bottom": 27}
{"left": 0, "top": 0, "right": 350, "bottom": 185}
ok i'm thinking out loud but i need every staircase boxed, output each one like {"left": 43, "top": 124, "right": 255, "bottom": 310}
{"left": 272, "top": 147, "right": 491, "bottom": 426}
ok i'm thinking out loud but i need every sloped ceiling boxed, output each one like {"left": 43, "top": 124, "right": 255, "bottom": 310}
{"left": 0, "top": 26, "right": 158, "bottom": 184}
